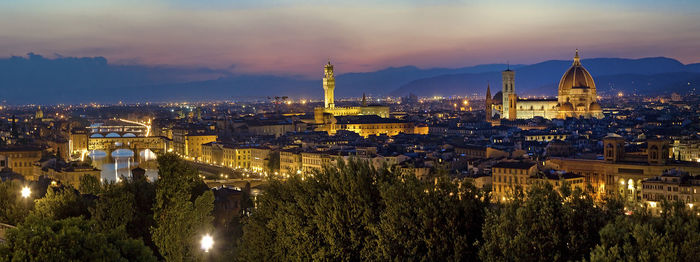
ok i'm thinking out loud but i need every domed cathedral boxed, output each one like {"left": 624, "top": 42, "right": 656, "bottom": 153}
{"left": 557, "top": 49, "right": 603, "bottom": 118}
{"left": 485, "top": 50, "right": 604, "bottom": 121}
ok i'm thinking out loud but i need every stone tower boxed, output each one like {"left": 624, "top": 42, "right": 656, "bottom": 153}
{"left": 647, "top": 139, "right": 669, "bottom": 165}
{"left": 501, "top": 68, "right": 515, "bottom": 119}
{"left": 485, "top": 84, "right": 492, "bottom": 122}
{"left": 508, "top": 93, "right": 518, "bottom": 121}
{"left": 603, "top": 135, "right": 626, "bottom": 163}
{"left": 323, "top": 60, "right": 335, "bottom": 108}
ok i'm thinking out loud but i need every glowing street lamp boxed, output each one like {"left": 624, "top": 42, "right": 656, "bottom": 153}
{"left": 21, "top": 186, "right": 31, "bottom": 198}
{"left": 200, "top": 234, "right": 214, "bottom": 252}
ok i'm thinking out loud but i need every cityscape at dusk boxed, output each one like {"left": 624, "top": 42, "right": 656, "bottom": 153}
{"left": 1, "top": 0, "right": 700, "bottom": 261}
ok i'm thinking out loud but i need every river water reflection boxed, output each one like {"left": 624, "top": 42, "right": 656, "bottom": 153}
{"left": 88, "top": 149, "right": 159, "bottom": 182}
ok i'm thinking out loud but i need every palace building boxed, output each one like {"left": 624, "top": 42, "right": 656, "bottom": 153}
{"left": 313, "top": 60, "right": 427, "bottom": 137}
{"left": 313, "top": 60, "right": 389, "bottom": 124}
{"left": 486, "top": 50, "right": 603, "bottom": 121}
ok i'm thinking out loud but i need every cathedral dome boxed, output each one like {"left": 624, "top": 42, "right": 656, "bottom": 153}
{"left": 492, "top": 91, "right": 503, "bottom": 105}
{"left": 560, "top": 102, "right": 574, "bottom": 111}
{"left": 589, "top": 102, "right": 602, "bottom": 111}
{"left": 558, "top": 50, "right": 596, "bottom": 91}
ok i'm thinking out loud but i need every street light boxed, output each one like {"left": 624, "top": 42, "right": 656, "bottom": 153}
{"left": 200, "top": 234, "right": 214, "bottom": 252}
{"left": 21, "top": 186, "right": 31, "bottom": 198}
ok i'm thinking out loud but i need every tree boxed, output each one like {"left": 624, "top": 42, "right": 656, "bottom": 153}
{"left": 78, "top": 174, "right": 102, "bottom": 195}
{"left": 0, "top": 216, "right": 156, "bottom": 262}
{"left": 90, "top": 183, "right": 135, "bottom": 231}
{"left": 0, "top": 180, "right": 33, "bottom": 225}
{"left": 480, "top": 182, "right": 619, "bottom": 262}
{"left": 371, "top": 173, "right": 487, "bottom": 261}
{"left": 590, "top": 201, "right": 700, "bottom": 261}
{"left": 266, "top": 151, "right": 280, "bottom": 174}
{"left": 32, "top": 186, "right": 92, "bottom": 220}
{"left": 87, "top": 173, "right": 158, "bottom": 256}
{"left": 151, "top": 153, "right": 214, "bottom": 261}
{"left": 239, "top": 158, "right": 489, "bottom": 261}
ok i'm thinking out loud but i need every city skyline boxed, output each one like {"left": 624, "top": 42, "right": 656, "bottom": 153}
{"left": 1, "top": 0, "right": 699, "bottom": 76}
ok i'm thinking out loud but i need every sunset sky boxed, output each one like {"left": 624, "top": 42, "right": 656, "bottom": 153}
{"left": 1, "top": 0, "right": 699, "bottom": 76}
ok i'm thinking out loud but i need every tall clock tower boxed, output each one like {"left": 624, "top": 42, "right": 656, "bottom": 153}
{"left": 323, "top": 60, "right": 335, "bottom": 108}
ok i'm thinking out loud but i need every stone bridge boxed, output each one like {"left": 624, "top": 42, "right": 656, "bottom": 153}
{"left": 88, "top": 136, "right": 167, "bottom": 162}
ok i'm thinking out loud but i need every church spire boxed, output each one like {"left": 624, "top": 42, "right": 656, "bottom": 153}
{"left": 361, "top": 93, "right": 367, "bottom": 107}
{"left": 486, "top": 83, "right": 491, "bottom": 100}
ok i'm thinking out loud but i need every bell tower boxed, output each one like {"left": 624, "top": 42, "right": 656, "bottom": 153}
{"left": 323, "top": 59, "right": 335, "bottom": 108}
{"left": 501, "top": 68, "right": 515, "bottom": 119}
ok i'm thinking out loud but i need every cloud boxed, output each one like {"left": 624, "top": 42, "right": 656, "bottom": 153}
{"left": 0, "top": 0, "right": 698, "bottom": 76}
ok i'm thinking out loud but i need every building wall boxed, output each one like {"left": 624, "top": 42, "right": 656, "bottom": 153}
{"left": 0, "top": 149, "right": 42, "bottom": 180}
{"left": 547, "top": 158, "right": 700, "bottom": 203}
{"left": 492, "top": 165, "right": 537, "bottom": 202}
{"left": 280, "top": 151, "right": 302, "bottom": 176}
{"left": 515, "top": 100, "right": 559, "bottom": 119}
{"left": 302, "top": 152, "right": 331, "bottom": 175}
{"left": 186, "top": 135, "right": 217, "bottom": 160}
{"left": 250, "top": 148, "right": 271, "bottom": 173}
{"left": 329, "top": 122, "right": 424, "bottom": 138}
{"left": 70, "top": 132, "right": 88, "bottom": 154}
{"left": 44, "top": 168, "right": 101, "bottom": 189}
{"left": 641, "top": 176, "right": 699, "bottom": 216}
{"left": 248, "top": 124, "right": 295, "bottom": 138}
{"left": 525, "top": 134, "right": 569, "bottom": 142}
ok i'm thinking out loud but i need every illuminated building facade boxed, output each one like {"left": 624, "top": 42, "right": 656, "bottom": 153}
{"left": 69, "top": 129, "right": 89, "bottom": 156}
{"left": 0, "top": 147, "right": 42, "bottom": 180}
{"left": 280, "top": 150, "right": 303, "bottom": 175}
{"left": 641, "top": 170, "right": 699, "bottom": 216}
{"left": 492, "top": 162, "right": 538, "bottom": 201}
{"left": 492, "top": 161, "right": 585, "bottom": 202}
{"left": 250, "top": 147, "right": 271, "bottom": 173}
{"left": 173, "top": 127, "right": 217, "bottom": 160}
{"left": 313, "top": 60, "right": 389, "bottom": 124}
{"left": 321, "top": 115, "right": 428, "bottom": 138}
{"left": 548, "top": 136, "right": 700, "bottom": 203}
{"left": 486, "top": 50, "right": 603, "bottom": 120}
{"left": 41, "top": 164, "right": 101, "bottom": 189}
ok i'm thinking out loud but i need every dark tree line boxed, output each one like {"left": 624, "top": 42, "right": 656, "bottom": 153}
{"left": 238, "top": 159, "right": 700, "bottom": 262}
{"left": 0, "top": 153, "right": 217, "bottom": 262}
{"left": 2, "top": 156, "right": 699, "bottom": 261}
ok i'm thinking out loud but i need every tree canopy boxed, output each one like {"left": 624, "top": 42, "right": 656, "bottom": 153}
{"left": 239, "top": 159, "right": 488, "bottom": 261}
{"left": 151, "top": 153, "right": 215, "bottom": 262}
{"left": 0, "top": 216, "right": 156, "bottom": 262}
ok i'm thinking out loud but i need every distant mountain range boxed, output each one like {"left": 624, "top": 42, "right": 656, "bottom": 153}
{"left": 1, "top": 53, "right": 699, "bottom": 104}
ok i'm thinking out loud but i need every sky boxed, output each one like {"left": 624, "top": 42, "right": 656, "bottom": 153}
{"left": 1, "top": 0, "right": 699, "bottom": 76}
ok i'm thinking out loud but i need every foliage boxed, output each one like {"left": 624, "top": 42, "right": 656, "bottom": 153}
{"left": 89, "top": 174, "right": 157, "bottom": 251}
{"left": 90, "top": 183, "right": 136, "bottom": 231}
{"left": 0, "top": 216, "right": 156, "bottom": 262}
{"left": 371, "top": 173, "right": 488, "bottom": 261}
{"left": 151, "top": 153, "right": 214, "bottom": 262}
{"left": 239, "top": 158, "right": 488, "bottom": 261}
{"left": 0, "top": 180, "right": 33, "bottom": 225}
{"left": 590, "top": 201, "right": 700, "bottom": 261}
{"left": 266, "top": 151, "right": 280, "bottom": 173}
{"left": 78, "top": 174, "right": 102, "bottom": 195}
{"left": 31, "top": 186, "right": 92, "bottom": 220}
{"left": 479, "top": 182, "right": 622, "bottom": 262}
